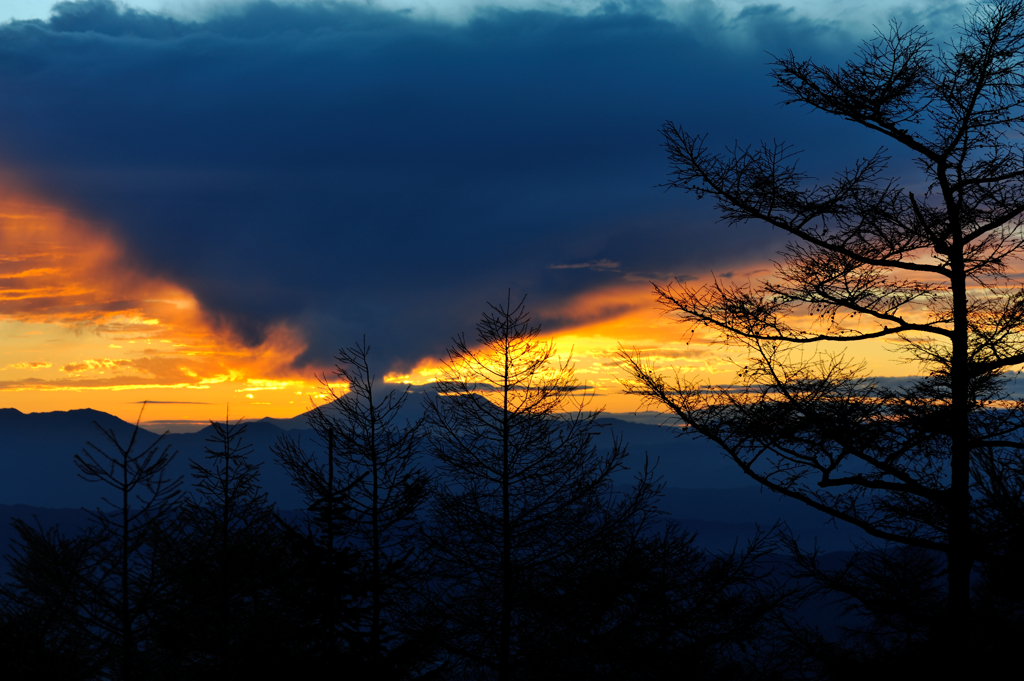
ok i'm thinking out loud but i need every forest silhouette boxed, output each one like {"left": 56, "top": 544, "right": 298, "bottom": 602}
{"left": 0, "top": 300, "right": 790, "bottom": 680}
{"left": 6, "top": 0, "right": 1024, "bottom": 678}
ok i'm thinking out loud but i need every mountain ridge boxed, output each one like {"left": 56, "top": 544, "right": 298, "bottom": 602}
{"left": 0, "top": 403, "right": 864, "bottom": 551}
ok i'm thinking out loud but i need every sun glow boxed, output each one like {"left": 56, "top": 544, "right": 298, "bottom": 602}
{"left": 386, "top": 266, "right": 926, "bottom": 413}
{"left": 0, "top": 189, "right": 323, "bottom": 428}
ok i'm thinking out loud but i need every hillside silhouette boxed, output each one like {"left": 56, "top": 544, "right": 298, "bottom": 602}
{"left": 0, "top": 396, "right": 862, "bottom": 552}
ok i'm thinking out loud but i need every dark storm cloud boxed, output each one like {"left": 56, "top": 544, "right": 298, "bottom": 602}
{"left": 0, "top": 0, "right": 897, "bottom": 371}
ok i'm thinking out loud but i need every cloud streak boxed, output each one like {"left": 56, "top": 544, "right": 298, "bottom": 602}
{"left": 549, "top": 260, "right": 621, "bottom": 272}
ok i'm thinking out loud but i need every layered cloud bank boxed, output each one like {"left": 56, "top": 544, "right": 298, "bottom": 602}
{"left": 0, "top": 0, "right": 964, "bottom": 419}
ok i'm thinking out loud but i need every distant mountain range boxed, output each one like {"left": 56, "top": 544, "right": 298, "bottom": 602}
{"left": 0, "top": 396, "right": 867, "bottom": 556}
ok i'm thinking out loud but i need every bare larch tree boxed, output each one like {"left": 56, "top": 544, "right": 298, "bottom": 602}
{"left": 621, "top": 0, "right": 1024, "bottom": 659}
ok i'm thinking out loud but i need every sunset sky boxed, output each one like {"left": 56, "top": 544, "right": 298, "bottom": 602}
{"left": 0, "top": 0, "right": 967, "bottom": 429}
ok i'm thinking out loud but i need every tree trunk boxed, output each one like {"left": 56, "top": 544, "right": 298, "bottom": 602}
{"left": 121, "top": 450, "right": 133, "bottom": 681}
{"left": 499, "top": 337, "right": 512, "bottom": 681}
{"left": 948, "top": 245, "right": 972, "bottom": 658}
{"left": 370, "top": 397, "right": 382, "bottom": 666}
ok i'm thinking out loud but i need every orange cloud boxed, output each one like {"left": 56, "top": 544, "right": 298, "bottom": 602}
{"left": 0, "top": 188, "right": 326, "bottom": 425}
{"left": 2, "top": 361, "right": 52, "bottom": 370}
{"left": 387, "top": 265, "right": 923, "bottom": 413}
{"left": 383, "top": 279, "right": 746, "bottom": 412}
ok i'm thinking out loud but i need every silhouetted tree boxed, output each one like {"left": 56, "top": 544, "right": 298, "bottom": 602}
{"left": 778, "top": 537, "right": 949, "bottom": 680}
{"left": 73, "top": 408, "right": 182, "bottom": 680}
{"left": 181, "top": 415, "right": 277, "bottom": 564}
{"left": 307, "top": 339, "right": 434, "bottom": 677}
{"left": 151, "top": 415, "right": 288, "bottom": 679}
{"left": 620, "top": 0, "right": 1024, "bottom": 663}
{"left": 516, "top": 520, "right": 792, "bottom": 680}
{"left": 272, "top": 418, "right": 366, "bottom": 671}
{"left": 951, "top": 441, "right": 1024, "bottom": 676}
{"left": 425, "top": 294, "right": 658, "bottom": 680}
{"left": 0, "top": 522, "right": 104, "bottom": 679}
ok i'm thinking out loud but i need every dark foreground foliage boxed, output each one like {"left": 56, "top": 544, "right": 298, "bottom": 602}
{"left": 5, "top": 294, "right": 1024, "bottom": 679}
{"left": 1, "top": 315, "right": 793, "bottom": 680}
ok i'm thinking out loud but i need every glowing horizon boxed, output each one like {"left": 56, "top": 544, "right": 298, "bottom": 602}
{"left": 0, "top": 188, "right": 331, "bottom": 426}
{"left": 0, "top": 192, "right": 926, "bottom": 428}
